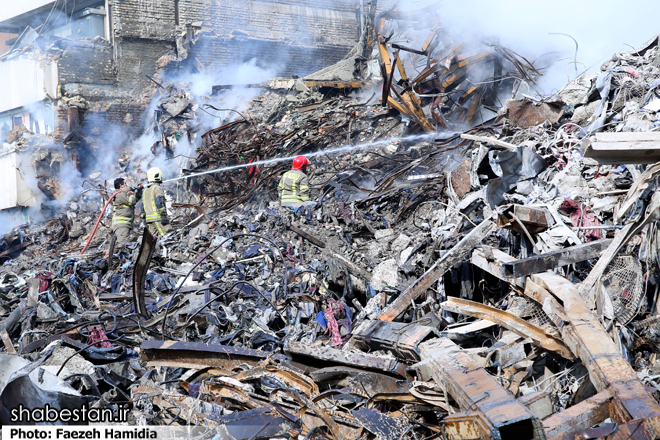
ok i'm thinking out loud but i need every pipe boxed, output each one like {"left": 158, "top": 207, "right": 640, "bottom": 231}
{"left": 79, "top": 190, "right": 122, "bottom": 255}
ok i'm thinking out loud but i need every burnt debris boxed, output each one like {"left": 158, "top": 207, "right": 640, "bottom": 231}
{"left": 2, "top": 7, "right": 660, "bottom": 440}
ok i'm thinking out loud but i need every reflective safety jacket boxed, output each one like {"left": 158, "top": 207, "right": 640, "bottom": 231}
{"left": 143, "top": 183, "right": 168, "bottom": 223}
{"left": 112, "top": 187, "right": 138, "bottom": 226}
{"left": 278, "top": 169, "right": 310, "bottom": 206}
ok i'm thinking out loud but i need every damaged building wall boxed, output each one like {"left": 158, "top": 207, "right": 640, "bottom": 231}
{"left": 0, "top": 151, "right": 38, "bottom": 210}
{"left": 109, "top": 0, "right": 360, "bottom": 78}
{"left": 2, "top": 0, "right": 362, "bottom": 152}
{"left": 84, "top": 0, "right": 360, "bottom": 134}
{"left": 181, "top": 0, "right": 360, "bottom": 74}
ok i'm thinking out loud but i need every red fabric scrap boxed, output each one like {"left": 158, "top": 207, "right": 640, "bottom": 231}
{"left": 324, "top": 299, "right": 344, "bottom": 347}
{"left": 559, "top": 198, "right": 603, "bottom": 241}
{"left": 88, "top": 327, "right": 113, "bottom": 348}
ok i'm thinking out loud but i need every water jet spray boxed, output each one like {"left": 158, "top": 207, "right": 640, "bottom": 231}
{"left": 162, "top": 133, "right": 441, "bottom": 183}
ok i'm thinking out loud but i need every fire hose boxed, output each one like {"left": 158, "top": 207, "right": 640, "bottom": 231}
{"left": 79, "top": 190, "right": 122, "bottom": 255}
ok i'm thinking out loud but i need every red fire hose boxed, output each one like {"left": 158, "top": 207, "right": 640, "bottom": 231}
{"left": 79, "top": 190, "right": 122, "bottom": 255}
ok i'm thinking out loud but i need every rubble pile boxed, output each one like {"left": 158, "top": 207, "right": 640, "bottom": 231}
{"left": 5, "top": 22, "right": 660, "bottom": 440}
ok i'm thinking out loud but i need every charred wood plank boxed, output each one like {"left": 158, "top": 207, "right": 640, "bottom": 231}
{"left": 288, "top": 225, "right": 325, "bottom": 248}
{"left": 0, "top": 241, "right": 31, "bottom": 259}
{"left": 501, "top": 239, "right": 612, "bottom": 278}
{"left": 378, "top": 219, "right": 495, "bottom": 322}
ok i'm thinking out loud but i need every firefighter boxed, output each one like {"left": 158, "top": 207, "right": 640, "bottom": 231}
{"left": 278, "top": 155, "right": 310, "bottom": 206}
{"left": 143, "top": 167, "right": 173, "bottom": 236}
{"left": 112, "top": 178, "right": 141, "bottom": 244}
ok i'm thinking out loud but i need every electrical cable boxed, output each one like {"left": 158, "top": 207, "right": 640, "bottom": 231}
{"left": 160, "top": 233, "right": 289, "bottom": 339}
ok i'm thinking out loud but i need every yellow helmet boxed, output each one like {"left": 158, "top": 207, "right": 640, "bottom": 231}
{"left": 147, "top": 167, "right": 163, "bottom": 183}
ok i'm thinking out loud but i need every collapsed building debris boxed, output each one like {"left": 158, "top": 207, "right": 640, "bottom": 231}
{"left": 4, "top": 5, "right": 660, "bottom": 440}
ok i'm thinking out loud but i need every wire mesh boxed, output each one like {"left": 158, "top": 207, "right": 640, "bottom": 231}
{"left": 603, "top": 255, "right": 644, "bottom": 325}
{"left": 507, "top": 295, "right": 551, "bottom": 327}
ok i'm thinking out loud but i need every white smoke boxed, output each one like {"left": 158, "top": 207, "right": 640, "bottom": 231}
{"left": 392, "top": 0, "right": 659, "bottom": 95}
{"left": 131, "top": 58, "right": 281, "bottom": 181}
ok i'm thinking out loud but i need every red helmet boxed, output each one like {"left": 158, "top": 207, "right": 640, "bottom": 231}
{"left": 292, "top": 155, "right": 309, "bottom": 170}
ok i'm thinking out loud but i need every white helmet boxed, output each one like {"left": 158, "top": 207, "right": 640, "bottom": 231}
{"left": 147, "top": 167, "right": 163, "bottom": 183}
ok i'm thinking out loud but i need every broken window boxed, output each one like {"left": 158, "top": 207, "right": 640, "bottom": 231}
{"left": 45, "top": 4, "right": 107, "bottom": 40}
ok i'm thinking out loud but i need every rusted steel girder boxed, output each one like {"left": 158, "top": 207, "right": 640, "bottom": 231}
{"left": 378, "top": 218, "right": 495, "bottom": 322}
{"left": 417, "top": 338, "right": 545, "bottom": 440}
{"left": 471, "top": 247, "right": 660, "bottom": 435}
{"left": 533, "top": 270, "right": 660, "bottom": 433}
{"left": 351, "top": 319, "right": 441, "bottom": 361}
{"left": 441, "top": 297, "right": 573, "bottom": 359}
{"left": 543, "top": 390, "right": 613, "bottom": 439}
{"left": 140, "top": 340, "right": 288, "bottom": 369}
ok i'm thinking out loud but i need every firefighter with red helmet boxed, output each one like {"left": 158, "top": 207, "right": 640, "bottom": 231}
{"left": 278, "top": 155, "right": 310, "bottom": 206}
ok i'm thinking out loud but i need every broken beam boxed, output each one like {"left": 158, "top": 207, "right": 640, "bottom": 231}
{"left": 497, "top": 205, "right": 552, "bottom": 234}
{"left": 211, "top": 79, "right": 368, "bottom": 94}
{"left": 502, "top": 238, "right": 612, "bottom": 278}
{"left": 391, "top": 43, "right": 427, "bottom": 55}
{"left": 350, "top": 320, "right": 440, "bottom": 361}
{"left": 543, "top": 389, "right": 613, "bottom": 439}
{"left": 288, "top": 225, "right": 326, "bottom": 248}
{"left": 378, "top": 218, "right": 495, "bottom": 321}
{"left": 584, "top": 132, "right": 660, "bottom": 164}
{"left": 330, "top": 253, "right": 371, "bottom": 282}
{"left": 418, "top": 338, "right": 544, "bottom": 440}
{"left": 0, "top": 241, "right": 31, "bottom": 259}
{"left": 534, "top": 270, "right": 660, "bottom": 429}
{"left": 285, "top": 341, "right": 406, "bottom": 377}
{"left": 140, "top": 340, "right": 288, "bottom": 369}
{"left": 441, "top": 297, "right": 573, "bottom": 359}
{"left": 471, "top": 246, "right": 660, "bottom": 429}
{"left": 460, "top": 134, "right": 517, "bottom": 150}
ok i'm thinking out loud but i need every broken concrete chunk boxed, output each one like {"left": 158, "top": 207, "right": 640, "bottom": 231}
{"left": 370, "top": 258, "right": 401, "bottom": 291}
{"left": 161, "top": 95, "right": 191, "bottom": 116}
{"left": 374, "top": 229, "right": 396, "bottom": 240}
{"left": 390, "top": 234, "right": 411, "bottom": 254}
